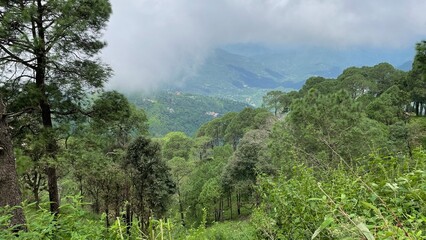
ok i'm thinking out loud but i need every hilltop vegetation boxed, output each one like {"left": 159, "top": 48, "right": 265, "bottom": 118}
{"left": 127, "top": 91, "right": 249, "bottom": 137}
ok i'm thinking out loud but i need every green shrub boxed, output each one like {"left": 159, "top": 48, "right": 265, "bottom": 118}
{"left": 252, "top": 150, "right": 426, "bottom": 239}
{"left": 0, "top": 196, "right": 108, "bottom": 239}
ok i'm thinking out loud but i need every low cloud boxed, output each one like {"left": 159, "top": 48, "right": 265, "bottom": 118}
{"left": 102, "top": 0, "right": 426, "bottom": 91}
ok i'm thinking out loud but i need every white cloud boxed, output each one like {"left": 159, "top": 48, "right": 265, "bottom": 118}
{"left": 102, "top": 0, "right": 426, "bottom": 90}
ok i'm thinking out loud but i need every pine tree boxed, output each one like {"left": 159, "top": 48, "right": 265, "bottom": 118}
{"left": 0, "top": 0, "right": 112, "bottom": 214}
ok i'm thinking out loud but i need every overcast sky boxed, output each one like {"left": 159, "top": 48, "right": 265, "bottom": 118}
{"left": 102, "top": 0, "right": 426, "bottom": 91}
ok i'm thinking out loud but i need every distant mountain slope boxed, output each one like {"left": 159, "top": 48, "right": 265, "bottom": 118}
{"left": 170, "top": 49, "right": 304, "bottom": 106}
{"left": 127, "top": 91, "right": 249, "bottom": 137}
{"left": 168, "top": 45, "right": 414, "bottom": 105}
{"left": 398, "top": 60, "right": 413, "bottom": 71}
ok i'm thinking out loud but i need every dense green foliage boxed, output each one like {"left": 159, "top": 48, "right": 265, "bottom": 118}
{"left": 1, "top": 11, "right": 426, "bottom": 238}
{"left": 127, "top": 91, "right": 249, "bottom": 137}
{"left": 253, "top": 154, "right": 426, "bottom": 239}
{"left": 125, "top": 136, "right": 175, "bottom": 230}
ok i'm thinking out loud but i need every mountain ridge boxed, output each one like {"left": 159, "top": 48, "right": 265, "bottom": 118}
{"left": 166, "top": 45, "right": 414, "bottom": 105}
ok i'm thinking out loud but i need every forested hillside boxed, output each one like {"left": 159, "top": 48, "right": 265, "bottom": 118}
{"left": 0, "top": 1, "right": 426, "bottom": 239}
{"left": 127, "top": 92, "right": 249, "bottom": 137}
{"left": 2, "top": 39, "right": 426, "bottom": 239}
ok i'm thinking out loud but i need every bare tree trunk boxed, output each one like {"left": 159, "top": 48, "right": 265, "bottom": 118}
{"left": 177, "top": 187, "right": 185, "bottom": 226}
{"left": 31, "top": 172, "right": 41, "bottom": 210}
{"left": 89, "top": 187, "right": 101, "bottom": 214}
{"left": 46, "top": 166, "right": 59, "bottom": 214}
{"left": 139, "top": 193, "right": 147, "bottom": 232}
{"left": 78, "top": 176, "right": 83, "bottom": 196}
{"left": 416, "top": 102, "right": 420, "bottom": 116}
{"left": 237, "top": 192, "right": 241, "bottom": 216}
{"left": 0, "top": 98, "right": 26, "bottom": 228}
{"left": 23, "top": 171, "right": 42, "bottom": 209}
{"left": 125, "top": 184, "right": 132, "bottom": 235}
{"left": 125, "top": 203, "right": 131, "bottom": 235}
{"left": 214, "top": 200, "right": 218, "bottom": 222}
{"left": 104, "top": 183, "right": 110, "bottom": 228}
{"left": 229, "top": 192, "right": 232, "bottom": 220}
{"left": 114, "top": 184, "right": 121, "bottom": 219}
{"left": 220, "top": 198, "right": 224, "bottom": 221}
{"left": 105, "top": 205, "right": 110, "bottom": 228}
{"left": 33, "top": 186, "right": 40, "bottom": 210}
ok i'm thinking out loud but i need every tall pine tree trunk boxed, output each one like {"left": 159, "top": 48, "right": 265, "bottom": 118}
{"left": 229, "top": 192, "right": 232, "bottom": 220}
{"left": 125, "top": 183, "right": 132, "bottom": 235}
{"left": 416, "top": 102, "right": 420, "bottom": 116}
{"left": 34, "top": 0, "right": 60, "bottom": 215}
{"left": 0, "top": 98, "right": 26, "bottom": 228}
{"left": 237, "top": 192, "right": 241, "bottom": 216}
{"left": 220, "top": 198, "right": 224, "bottom": 221}
{"left": 125, "top": 203, "right": 132, "bottom": 235}
{"left": 105, "top": 184, "right": 110, "bottom": 228}
{"left": 177, "top": 188, "right": 185, "bottom": 226}
{"left": 105, "top": 205, "right": 110, "bottom": 228}
{"left": 114, "top": 184, "right": 121, "bottom": 220}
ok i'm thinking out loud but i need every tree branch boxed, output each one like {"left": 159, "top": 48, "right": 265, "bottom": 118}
{"left": 12, "top": 124, "right": 37, "bottom": 138}
{"left": 0, "top": 45, "right": 36, "bottom": 70}
{"left": 51, "top": 108, "right": 93, "bottom": 117}
{"left": 4, "top": 107, "right": 38, "bottom": 119}
{"left": 45, "top": 19, "right": 80, "bottom": 53}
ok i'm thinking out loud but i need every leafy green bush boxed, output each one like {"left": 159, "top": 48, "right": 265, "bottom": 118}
{"left": 252, "top": 150, "right": 426, "bottom": 239}
{"left": 0, "top": 196, "right": 108, "bottom": 239}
